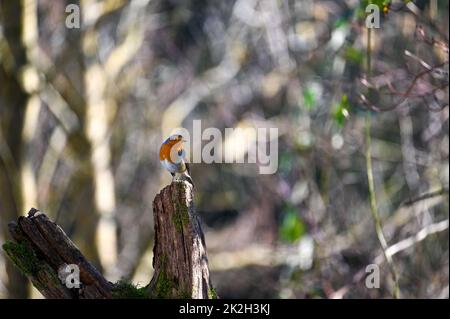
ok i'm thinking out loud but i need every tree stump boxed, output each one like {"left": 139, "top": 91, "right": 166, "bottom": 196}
{"left": 2, "top": 181, "right": 216, "bottom": 299}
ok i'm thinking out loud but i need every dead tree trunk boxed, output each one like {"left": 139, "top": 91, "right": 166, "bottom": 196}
{"left": 149, "top": 181, "right": 214, "bottom": 298}
{"left": 2, "top": 181, "right": 216, "bottom": 299}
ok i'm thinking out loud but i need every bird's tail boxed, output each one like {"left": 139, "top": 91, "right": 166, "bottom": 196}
{"left": 184, "top": 162, "right": 194, "bottom": 187}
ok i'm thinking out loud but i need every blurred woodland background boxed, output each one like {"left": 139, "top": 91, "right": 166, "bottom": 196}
{"left": 0, "top": 0, "right": 448, "bottom": 298}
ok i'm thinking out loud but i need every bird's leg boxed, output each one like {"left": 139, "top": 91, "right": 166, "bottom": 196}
{"left": 173, "top": 171, "right": 194, "bottom": 187}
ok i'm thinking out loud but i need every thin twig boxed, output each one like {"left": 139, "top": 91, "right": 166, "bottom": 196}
{"left": 359, "top": 23, "right": 449, "bottom": 113}
{"left": 330, "top": 218, "right": 449, "bottom": 299}
{"left": 385, "top": 219, "right": 449, "bottom": 257}
{"left": 364, "top": 22, "right": 401, "bottom": 299}
{"left": 403, "top": 187, "right": 449, "bottom": 206}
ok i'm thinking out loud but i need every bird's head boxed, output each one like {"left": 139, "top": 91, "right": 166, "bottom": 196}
{"left": 168, "top": 134, "right": 184, "bottom": 144}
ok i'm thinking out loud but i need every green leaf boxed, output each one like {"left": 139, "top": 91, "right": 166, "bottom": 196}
{"left": 280, "top": 208, "right": 306, "bottom": 243}
{"left": 303, "top": 87, "right": 316, "bottom": 111}
{"left": 344, "top": 46, "right": 364, "bottom": 64}
{"left": 334, "top": 18, "right": 348, "bottom": 29}
{"left": 357, "top": 0, "right": 392, "bottom": 18}
{"left": 333, "top": 95, "right": 350, "bottom": 128}
{"left": 279, "top": 153, "right": 293, "bottom": 174}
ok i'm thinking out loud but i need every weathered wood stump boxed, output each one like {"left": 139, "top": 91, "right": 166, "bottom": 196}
{"left": 2, "top": 181, "right": 216, "bottom": 299}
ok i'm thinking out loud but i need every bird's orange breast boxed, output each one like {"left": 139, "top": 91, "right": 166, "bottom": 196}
{"left": 159, "top": 139, "right": 183, "bottom": 163}
{"left": 159, "top": 142, "right": 171, "bottom": 161}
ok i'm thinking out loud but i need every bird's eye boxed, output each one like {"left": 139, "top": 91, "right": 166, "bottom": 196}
{"left": 177, "top": 149, "right": 183, "bottom": 156}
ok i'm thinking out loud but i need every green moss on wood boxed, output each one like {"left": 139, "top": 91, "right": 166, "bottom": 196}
{"left": 172, "top": 203, "right": 190, "bottom": 233}
{"left": 2, "top": 240, "right": 69, "bottom": 293}
{"left": 152, "top": 267, "right": 174, "bottom": 298}
{"left": 112, "top": 281, "right": 148, "bottom": 299}
{"left": 177, "top": 286, "right": 192, "bottom": 299}
{"left": 2, "top": 240, "right": 40, "bottom": 276}
{"left": 170, "top": 182, "right": 191, "bottom": 233}
{"left": 208, "top": 287, "right": 218, "bottom": 299}
{"left": 150, "top": 253, "right": 178, "bottom": 298}
{"left": 33, "top": 262, "right": 64, "bottom": 292}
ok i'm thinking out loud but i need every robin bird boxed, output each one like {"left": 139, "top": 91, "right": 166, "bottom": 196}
{"left": 159, "top": 134, "right": 194, "bottom": 185}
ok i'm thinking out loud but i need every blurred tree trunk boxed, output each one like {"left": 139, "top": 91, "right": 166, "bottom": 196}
{"left": 50, "top": 0, "right": 102, "bottom": 270}
{"left": 0, "top": 0, "right": 30, "bottom": 298}
{"left": 82, "top": 0, "right": 119, "bottom": 275}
